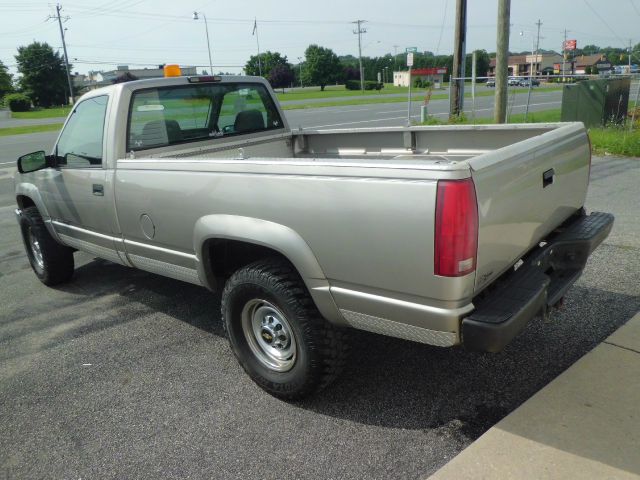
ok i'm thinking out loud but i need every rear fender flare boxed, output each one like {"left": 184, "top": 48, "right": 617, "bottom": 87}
{"left": 193, "top": 215, "right": 344, "bottom": 325}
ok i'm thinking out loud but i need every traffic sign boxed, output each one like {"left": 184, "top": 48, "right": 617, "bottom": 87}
{"left": 405, "top": 47, "right": 418, "bottom": 53}
{"left": 407, "top": 52, "right": 414, "bottom": 67}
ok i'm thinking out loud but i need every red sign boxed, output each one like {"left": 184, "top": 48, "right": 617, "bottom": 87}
{"left": 411, "top": 67, "right": 448, "bottom": 75}
{"left": 563, "top": 39, "right": 577, "bottom": 51}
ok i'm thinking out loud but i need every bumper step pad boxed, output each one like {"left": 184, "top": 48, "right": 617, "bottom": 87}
{"left": 462, "top": 211, "right": 614, "bottom": 353}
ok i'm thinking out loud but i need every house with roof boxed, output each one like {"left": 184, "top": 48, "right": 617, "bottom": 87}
{"left": 488, "top": 53, "right": 563, "bottom": 77}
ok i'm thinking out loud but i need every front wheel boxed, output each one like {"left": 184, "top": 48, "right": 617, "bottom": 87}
{"left": 19, "top": 206, "right": 74, "bottom": 285}
{"left": 222, "top": 258, "right": 347, "bottom": 400}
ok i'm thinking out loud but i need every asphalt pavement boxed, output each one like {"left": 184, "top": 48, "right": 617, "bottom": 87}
{"left": 1, "top": 153, "right": 638, "bottom": 479}
{"left": 1, "top": 92, "right": 638, "bottom": 478}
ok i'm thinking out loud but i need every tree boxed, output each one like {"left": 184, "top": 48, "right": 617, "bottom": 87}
{"left": 15, "top": 42, "right": 69, "bottom": 107}
{"left": 0, "top": 60, "right": 13, "bottom": 100}
{"left": 465, "top": 49, "right": 490, "bottom": 77}
{"left": 582, "top": 44, "right": 600, "bottom": 55}
{"left": 245, "top": 51, "right": 289, "bottom": 77}
{"left": 302, "top": 45, "right": 342, "bottom": 91}
{"left": 268, "top": 64, "right": 294, "bottom": 92}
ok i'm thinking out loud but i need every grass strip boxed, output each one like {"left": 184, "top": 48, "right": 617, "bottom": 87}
{"left": 0, "top": 123, "right": 63, "bottom": 137}
{"left": 589, "top": 127, "right": 640, "bottom": 157}
{"left": 11, "top": 106, "right": 72, "bottom": 119}
{"left": 423, "top": 108, "right": 640, "bottom": 157}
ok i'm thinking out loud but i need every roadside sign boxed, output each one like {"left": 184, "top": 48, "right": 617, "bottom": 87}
{"left": 407, "top": 53, "right": 414, "bottom": 67}
{"left": 405, "top": 47, "right": 418, "bottom": 53}
{"left": 563, "top": 39, "right": 577, "bottom": 51}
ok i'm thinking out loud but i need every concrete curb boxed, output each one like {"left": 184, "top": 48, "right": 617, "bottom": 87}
{"left": 428, "top": 311, "right": 640, "bottom": 480}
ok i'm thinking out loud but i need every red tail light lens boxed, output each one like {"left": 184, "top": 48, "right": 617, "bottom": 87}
{"left": 434, "top": 178, "right": 479, "bottom": 277}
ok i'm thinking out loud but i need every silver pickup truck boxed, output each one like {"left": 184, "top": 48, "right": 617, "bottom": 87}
{"left": 14, "top": 75, "right": 613, "bottom": 399}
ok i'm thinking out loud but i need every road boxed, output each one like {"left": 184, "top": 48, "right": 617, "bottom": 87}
{"left": 0, "top": 89, "right": 563, "bottom": 165}
{"left": 1, "top": 99, "right": 638, "bottom": 479}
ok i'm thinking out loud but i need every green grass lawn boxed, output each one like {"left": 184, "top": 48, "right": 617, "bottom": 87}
{"left": 0, "top": 123, "right": 63, "bottom": 137}
{"left": 589, "top": 127, "right": 640, "bottom": 157}
{"left": 11, "top": 106, "right": 72, "bottom": 119}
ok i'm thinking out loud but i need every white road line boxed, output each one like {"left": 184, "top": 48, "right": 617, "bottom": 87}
{"left": 306, "top": 100, "right": 562, "bottom": 128}
{"left": 307, "top": 116, "right": 412, "bottom": 129}
{"left": 0, "top": 161, "right": 16, "bottom": 166}
{"left": 289, "top": 107, "right": 374, "bottom": 115}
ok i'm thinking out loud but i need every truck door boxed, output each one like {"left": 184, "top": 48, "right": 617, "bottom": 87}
{"left": 40, "top": 94, "right": 125, "bottom": 265}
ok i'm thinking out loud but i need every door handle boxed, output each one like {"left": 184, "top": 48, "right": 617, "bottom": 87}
{"left": 92, "top": 184, "right": 104, "bottom": 196}
{"left": 542, "top": 168, "right": 555, "bottom": 188}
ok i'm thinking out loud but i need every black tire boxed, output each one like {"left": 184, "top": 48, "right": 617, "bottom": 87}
{"left": 19, "top": 206, "right": 74, "bottom": 285}
{"left": 222, "top": 258, "right": 348, "bottom": 400}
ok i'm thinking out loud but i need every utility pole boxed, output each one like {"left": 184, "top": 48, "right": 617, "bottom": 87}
{"left": 449, "top": 0, "right": 467, "bottom": 117}
{"left": 494, "top": 0, "right": 510, "bottom": 123}
{"left": 562, "top": 29, "right": 568, "bottom": 82}
{"left": 50, "top": 4, "right": 74, "bottom": 104}
{"left": 393, "top": 44, "right": 400, "bottom": 72}
{"left": 353, "top": 20, "right": 367, "bottom": 93}
{"left": 630, "top": 39, "right": 633, "bottom": 71}
{"left": 524, "top": 19, "right": 542, "bottom": 121}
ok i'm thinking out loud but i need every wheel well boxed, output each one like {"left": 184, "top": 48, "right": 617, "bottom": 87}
{"left": 203, "top": 239, "right": 295, "bottom": 285}
{"left": 16, "top": 195, "right": 36, "bottom": 210}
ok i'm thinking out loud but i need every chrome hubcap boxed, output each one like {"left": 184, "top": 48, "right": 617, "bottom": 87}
{"left": 28, "top": 229, "right": 44, "bottom": 269}
{"left": 241, "top": 299, "right": 296, "bottom": 372}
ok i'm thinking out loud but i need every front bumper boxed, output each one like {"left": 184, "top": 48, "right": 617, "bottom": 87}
{"left": 462, "top": 211, "right": 614, "bottom": 353}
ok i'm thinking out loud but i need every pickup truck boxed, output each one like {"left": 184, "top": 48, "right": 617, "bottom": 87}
{"left": 14, "top": 74, "right": 613, "bottom": 399}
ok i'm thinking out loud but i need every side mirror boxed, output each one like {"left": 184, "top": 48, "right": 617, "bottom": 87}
{"left": 17, "top": 151, "right": 51, "bottom": 174}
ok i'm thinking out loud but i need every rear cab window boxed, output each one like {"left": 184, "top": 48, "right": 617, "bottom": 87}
{"left": 128, "top": 82, "right": 284, "bottom": 151}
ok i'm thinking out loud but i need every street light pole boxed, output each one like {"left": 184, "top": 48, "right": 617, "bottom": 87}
{"left": 297, "top": 57, "right": 303, "bottom": 87}
{"left": 193, "top": 11, "right": 213, "bottom": 74}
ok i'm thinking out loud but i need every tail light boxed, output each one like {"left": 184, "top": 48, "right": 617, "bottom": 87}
{"left": 434, "top": 178, "right": 479, "bottom": 277}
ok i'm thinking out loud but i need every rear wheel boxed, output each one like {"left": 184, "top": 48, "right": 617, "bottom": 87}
{"left": 222, "top": 258, "right": 347, "bottom": 400}
{"left": 19, "top": 206, "right": 74, "bottom": 285}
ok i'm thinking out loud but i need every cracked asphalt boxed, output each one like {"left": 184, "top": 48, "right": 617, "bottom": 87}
{"left": 0, "top": 155, "right": 638, "bottom": 480}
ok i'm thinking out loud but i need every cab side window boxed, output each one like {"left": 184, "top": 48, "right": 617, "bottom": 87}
{"left": 56, "top": 95, "right": 108, "bottom": 168}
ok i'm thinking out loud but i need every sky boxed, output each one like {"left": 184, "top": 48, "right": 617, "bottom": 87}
{"left": 1, "top": 0, "right": 638, "bottom": 77}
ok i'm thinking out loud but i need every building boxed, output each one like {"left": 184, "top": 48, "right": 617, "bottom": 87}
{"left": 393, "top": 67, "right": 447, "bottom": 87}
{"left": 74, "top": 65, "right": 199, "bottom": 93}
{"left": 488, "top": 53, "right": 563, "bottom": 77}
{"left": 571, "top": 54, "right": 612, "bottom": 74}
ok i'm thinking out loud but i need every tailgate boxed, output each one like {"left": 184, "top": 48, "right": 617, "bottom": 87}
{"left": 469, "top": 123, "right": 591, "bottom": 293}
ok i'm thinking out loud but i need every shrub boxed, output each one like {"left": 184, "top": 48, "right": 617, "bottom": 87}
{"left": 345, "top": 80, "right": 383, "bottom": 91}
{"left": 345, "top": 79, "right": 360, "bottom": 90}
{"left": 5, "top": 93, "right": 31, "bottom": 112}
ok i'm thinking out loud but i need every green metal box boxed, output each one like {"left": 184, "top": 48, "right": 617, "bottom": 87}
{"left": 561, "top": 78, "right": 630, "bottom": 127}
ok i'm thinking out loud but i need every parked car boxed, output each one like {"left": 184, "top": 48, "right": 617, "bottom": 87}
{"left": 14, "top": 74, "right": 613, "bottom": 399}
{"left": 486, "top": 78, "right": 495, "bottom": 87}
{"left": 508, "top": 77, "right": 520, "bottom": 86}
{"left": 519, "top": 78, "right": 540, "bottom": 87}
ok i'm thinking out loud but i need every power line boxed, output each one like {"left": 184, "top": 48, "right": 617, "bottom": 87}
{"left": 434, "top": 0, "right": 449, "bottom": 56}
{"left": 582, "top": 0, "right": 626, "bottom": 46}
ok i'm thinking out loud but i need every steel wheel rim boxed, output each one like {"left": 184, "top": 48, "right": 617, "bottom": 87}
{"left": 28, "top": 228, "right": 44, "bottom": 269}
{"left": 241, "top": 299, "right": 297, "bottom": 372}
